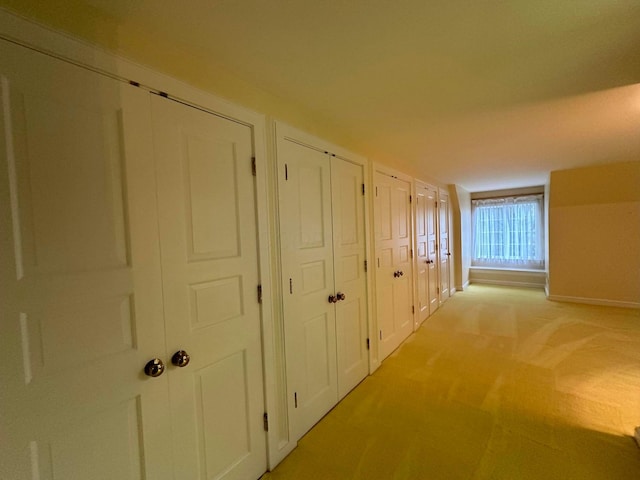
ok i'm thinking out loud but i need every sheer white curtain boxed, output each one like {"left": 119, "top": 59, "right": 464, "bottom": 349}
{"left": 472, "top": 195, "right": 544, "bottom": 269}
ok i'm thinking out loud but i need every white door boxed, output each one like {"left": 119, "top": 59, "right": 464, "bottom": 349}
{"left": 0, "top": 41, "right": 173, "bottom": 479}
{"left": 278, "top": 140, "right": 338, "bottom": 441}
{"left": 374, "top": 173, "right": 413, "bottom": 361}
{"left": 426, "top": 186, "right": 439, "bottom": 315}
{"left": 331, "top": 157, "right": 368, "bottom": 400}
{"left": 415, "top": 184, "right": 429, "bottom": 325}
{"left": 415, "top": 182, "right": 438, "bottom": 324}
{"left": 439, "top": 190, "right": 451, "bottom": 302}
{"left": 150, "top": 95, "right": 267, "bottom": 480}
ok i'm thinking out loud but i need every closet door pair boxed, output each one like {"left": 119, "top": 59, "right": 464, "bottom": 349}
{"left": 0, "top": 39, "right": 267, "bottom": 480}
{"left": 374, "top": 172, "right": 414, "bottom": 361}
{"left": 278, "top": 138, "right": 368, "bottom": 442}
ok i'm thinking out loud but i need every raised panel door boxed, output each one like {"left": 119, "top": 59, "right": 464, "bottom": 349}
{"left": 439, "top": 191, "right": 451, "bottom": 302}
{"left": 374, "top": 172, "right": 413, "bottom": 361}
{"left": 415, "top": 184, "right": 429, "bottom": 325}
{"left": 426, "top": 186, "right": 439, "bottom": 314}
{"left": 331, "top": 157, "right": 368, "bottom": 400}
{"left": 150, "top": 96, "right": 267, "bottom": 480}
{"left": 277, "top": 139, "right": 337, "bottom": 441}
{"left": 0, "top": 41, "right": 172, "bottom": 480}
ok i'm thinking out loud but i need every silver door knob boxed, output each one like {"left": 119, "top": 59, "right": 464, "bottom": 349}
{"left": 144, "top": 358, "right": 165, "bottom": 377}
{"left": 171, "top": 350, "right": 191, "bottom": 368}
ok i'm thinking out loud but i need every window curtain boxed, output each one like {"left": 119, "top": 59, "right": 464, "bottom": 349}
{"left": 472, "top": 194, "right": 544, "bottom": 269}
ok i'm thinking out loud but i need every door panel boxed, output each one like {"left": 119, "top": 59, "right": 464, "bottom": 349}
{"left": 150, "top": 96, "right": 266, "bottom": 480}
{"left": 0, "top": 41, "right": 172, "bottom": 479}
{"left": 439, "top": 191, "right": 451, "bottom": 302}
{"left": 331, "top": 158, "right": 368, "bottom": 399}
{"left": 416, "top": 182, "right": 439, "bottom": 320}
{"left": 375, "top": 173, "right": 413, "bottom": 361}
{"left": 415, "top": 185, "right": 429, "bottom": 324}
{"left": 278, "top": 140, "right": 337, "bottom": 441}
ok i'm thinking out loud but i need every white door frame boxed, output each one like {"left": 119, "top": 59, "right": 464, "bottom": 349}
{"left": 0, "top": 8, "right": 287, "bottom": 470}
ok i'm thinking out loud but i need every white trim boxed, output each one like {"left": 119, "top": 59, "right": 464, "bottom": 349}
{"left": 0, "top": 8, "right": 286, "bottom": 472}
{"left": 547, "top": 294, "right": 640, "bottom": 309}
{"left": 470, "top": 279, "right": 545, "bottom": 289}
{"left": 373, "top": 161, "right": 414, "bottom": 183}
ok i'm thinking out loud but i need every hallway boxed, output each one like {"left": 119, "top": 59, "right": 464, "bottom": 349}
{"left": 263, "top": 285, "right": 640, "bottom": 479}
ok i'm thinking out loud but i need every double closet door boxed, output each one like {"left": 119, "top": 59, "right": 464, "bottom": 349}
{"left": 438, "top": 190, "right": 452, "bottom": 302}
{"left": 374, "top": 172, "right": 414, "bottom": 361}
{"left": 415, "top": 182, "right": 439, "bottom": 324}
{"left": 0, "top": 40, "right": 267, "bottom": 480}
{"left": 278, "top": 137, "right": 369, "bottom": 442}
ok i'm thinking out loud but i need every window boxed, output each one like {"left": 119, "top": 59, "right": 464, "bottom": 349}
{"left": 472, "top": 194, "right": 544, "bottom": 269}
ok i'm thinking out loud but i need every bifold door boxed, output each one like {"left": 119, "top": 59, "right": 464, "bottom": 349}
{"left": 277, "top": 137, "right": 368, "bottom": 441}
{"left": 0, "top": 38, "right": 267, "bottom": 480}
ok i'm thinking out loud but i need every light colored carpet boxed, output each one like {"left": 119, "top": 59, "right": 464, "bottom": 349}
{"left": 262, "top": 285, "right": 640, "bottom": 479}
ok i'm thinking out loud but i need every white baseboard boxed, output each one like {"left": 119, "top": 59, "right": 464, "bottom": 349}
{"left": 470, "top": 279, "right": 545, "bottom": 289}
{"left": 547, "top": 294, "right": 640, "bottom": 309}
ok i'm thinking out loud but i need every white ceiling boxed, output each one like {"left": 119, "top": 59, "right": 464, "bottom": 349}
{"left": 11, "top": 0, "right": 640, "bottom": 191}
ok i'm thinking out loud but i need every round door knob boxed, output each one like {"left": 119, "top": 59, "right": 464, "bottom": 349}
{"left": 171, "top": 350, "right": 190, "bottom": 368}
{"left": 144, "top": 358, "right": 165, "bottom": 377}
{"left": 336, "top": 292, "right": 346, "bottom": 301}
{"left": 399, "top": 271, "right": 404, "bottom": 276}
{"left": 328, "top": 295, "right": 337, "bottom": 304}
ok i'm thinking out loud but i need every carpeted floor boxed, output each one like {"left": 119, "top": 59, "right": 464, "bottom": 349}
{"left": 262, "top": 285, "right": 640, "bottom": 479}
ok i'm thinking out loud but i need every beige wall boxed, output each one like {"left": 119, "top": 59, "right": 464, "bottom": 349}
{"left": 450, "top": 185, "right": 471, "bottom": 290}
{"left": 548, "top": 161, "right": 640, "bottom": 306}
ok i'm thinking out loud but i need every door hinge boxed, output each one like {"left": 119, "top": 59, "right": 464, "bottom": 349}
{"left": 366, "top": 338, "right": 370, "bottom": 350}
{"left": 362, "top": 183, "right": 365, "bottom": 196}
{"left": 437, "top": 287, "right": 440, "bottom": 294}
{"left": 409, "top": 195, "right": 412, "bottom": 203}
{"left": 379, "top": 330, "right": 382, "bottom": 340}
{"left": 263, "top": 412, "right": 269, "bottom": 432}
{"left": 289, "top": 278, "right": 293, "bottom": 294}
{"left": 257, "top": 284, "right": 262, "bottom": 304}
{"left": 412, "top": 305, "right": 415, "bottom": 314}
{"left": 364, "top": 260, "right": 368, "bottom": 272}
{"left": 251, "top": 157, "right": 257, "bottom": 176}
{"left": 410, "top": 249, "right": 413, "bottom": 259}
{"left": 285, "top": 163, "right": 288, "bottom": 180}
{"left": 294, "top": 392, "right": 298, "bottom": 408}
{"left": 435, "top": 201, "right": 438, "bottom": 208}
{"left": 375, "top": 186, "right": 378, "bottom": 197}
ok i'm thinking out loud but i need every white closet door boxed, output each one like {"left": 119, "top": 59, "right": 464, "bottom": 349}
{"left": 150, "top": 96, "right": 267, "bottom": 480}
{"left": 439, "top": 190, "right": 451, "bottom": 302}
{"left": 0, "top": 42, "right": 173, "bottom": 479}
{"left": 331, "top": 157, "right": 368, "bottom": 399}
{"left": 426, "top": 187, "right": 439, "bottom": 314}
{"left": 375, "top": 173, "right": 413, "bottom": 361}
{"left": 415, "top": 183, "right": 430, "bottom": 325}
{"left": 278, "top": 140, "right": 338, "bottom": 441}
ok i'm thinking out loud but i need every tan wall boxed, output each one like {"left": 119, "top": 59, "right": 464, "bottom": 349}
{"left": 450, "top": 185, "right": 471, "bottom": 290}
{"left": 0, "top": 1, "right": 447, "bottom": 184}
{"left": 548, "top": 161, "right": 640, "bottom": 306}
